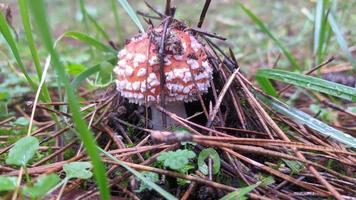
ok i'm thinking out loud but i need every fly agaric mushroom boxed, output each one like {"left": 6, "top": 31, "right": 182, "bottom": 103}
{"left": 114, "top": 21, "right": 213, "bottom": 129}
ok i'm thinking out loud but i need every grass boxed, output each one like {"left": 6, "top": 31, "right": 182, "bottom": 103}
{"left": 29, "top": 1, "right": 110, "bottom": 199}
{"left": 0, "top": 0, "right": 355, "bottom": 199}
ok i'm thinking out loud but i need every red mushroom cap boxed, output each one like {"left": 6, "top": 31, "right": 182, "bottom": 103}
{"left": 114, "top": 25, "right": 213, "bottom": 104}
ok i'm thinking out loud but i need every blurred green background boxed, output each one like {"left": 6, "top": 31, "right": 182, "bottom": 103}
{"left": 2, "top": 0, "right": 355, "bottom": 74}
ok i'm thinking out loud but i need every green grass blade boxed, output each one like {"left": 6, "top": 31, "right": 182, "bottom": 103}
{"left": 313, "top": 0, "right": 331, "bottom": 65}
{"left": 117, "top": 0, "right": 145, "bottom": 33}
{"left": 98, "top": 147, "right": 178, "bottom": 200}
{"left": 110, "top": 0, "right": 123, "bottom": 45}
{"left": 255, "top": 76, "right": 278, "bottom": 97}
{"left": 18, "top": 0, "right": 52, "bottom": 103}
{"left": 62, "top": 31, "right": 116, "bottom": 53}
{"left": 313, "top": 0, "right": 324, "bottom": 54}
{"left": 18, "top": 0, "right": 42, "bottom": 79}
{"left": 328, "top": 12, "right": 356, "bottom": 69}
{"left": 29, "top": 1, "right": 110, "bottom": 200}
{"left": 254, "top": 91, "right": 356, "bottom": 147}
{"left": 256, "top": 69, "right": 356, "bottom": 101}
{"left": 71, "top": 56, "right": 116, "bottom": 88}
{"left": 239, "top": 3, "right": 300, "bottom": 70}
{"left": 0, "top": 12, "right": 36, "bottom": 91}
{"left": 79, "top": 0, "right": 90, "bottom": 35}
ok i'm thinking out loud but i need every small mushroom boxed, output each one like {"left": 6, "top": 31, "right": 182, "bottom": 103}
{"left": 114, "top": 22, "right": 213, "bottom": 129}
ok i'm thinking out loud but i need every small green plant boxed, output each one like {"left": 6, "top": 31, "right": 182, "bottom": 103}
{"left": 134, "top": 172, "right": 159, "bottom": 193}
{"left": 282, "top": 159, "right": 304, "bottom": 175}
{"left": 29, "top": 161, "right": 93, "bottom": 199}
{"left": 157, "top": 149, "right": 196, "bottom": 186}
{"left": 23, "top": 173, "right": 60, "bottom": 198}
{"left": 157, "top": 149, "right": 196, "bottom": 172}
{"left": 198, "top": 148, "right": 221, "bottom": 175}
{"left": 3, "top": 136, "right": 39, "bottom": 198}
{"left": 63, "top": 161, "right": 93, "bottom": 179}
{"left": 0, "top": 176, "right": 17, "bottom": 192}
{"left": 6, "top": 136, "right": 39, "bottom": 166}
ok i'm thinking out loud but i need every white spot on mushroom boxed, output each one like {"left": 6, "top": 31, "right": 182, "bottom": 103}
{"left": 173, "top": 68, "right": 186, "bottom": 79}
{"left": 125, "top": 66, "right": 134, "bottom": 76}
{"left": 118, "top": 59, "right": 126, "bottom": 67}
{"left": 202, "top": 60, "right": 213, "bottom": 74}
{"left": 128, "top": 92, "right": 135, "bottom": 98}
{"left": 137, "top": 93, "right": 144, "bottom": 99}
{"left": 150, "top": 79, "right": 160, "bottom": 87}
{"left": 121, "top": 91, "right": 128, "bottom": 97}
{"left": 136, "top": 68, "right": 147, "bottom": 77}
{"left": 164, "top": 57, "right": 172, "bottom": 65}
{"left": 189, "top": 36, "right": 202, "bottom": 52}
{"left": 147, "top": 73, "right": 157, "bottom": 81}
{"left": 183, "top": 86, "right": 191, "bottom": 94}
{"left": 116, "top": 79, "right": 127, "bottom": 90}
{"left": 151, "top": 88, "right": 156, "bottom": 93}
{"left": 166, "top": 83, "right": 173, "bottom": 91}
{"left": 125, "top": 82, "right": 133, "bottom": 90}
{"left": 118, "top": 49, "right": 127, "bottom": 58}
{"left": 140, "top": 82, "right": 146, "bottom": 92}
{"left": 148, "top": 56, "right": 159, "bottom": 66}
{"left": 197, "top": 83, "right": 209, "bottom": 91}
{"left": 174, "top": 55, "right": 184, "bottom": 60}
{"left": 187, "top": 59, "right": 200, "bottom": 70}
{"left": 132, "top": 81, "right": 140, "bottom": 91}
{"left": 115, "top": 80, "right": 121, "bottom": 90}
{"left": 195, "top": 72, "right": 207, "bottom": 80}
{"left": 113, "top": 67, "right": 125, "bottom": 76}
{"left": 183, "top": 71, "right": 192, "bottom": 83}
{"left": 173, "top": 84, "right": 184, "bottom": 93}
{"left": 126, "top": 53, "right": 133, "bottom": 60}
{"left": 134, "top": 53, "right": 147, "bottom": 64}
{"left": 166, "top": 71, "right": 174, "bottom": 81}
{"left": 182, "top": 41, "right": 187, "bottom": 51}
{"left": 147, "top": 73, "right": 160, "bottom": 87}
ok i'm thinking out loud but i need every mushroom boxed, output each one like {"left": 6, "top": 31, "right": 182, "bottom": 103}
{"left": 114, "top": 21, "right": 213, "bottom": 129}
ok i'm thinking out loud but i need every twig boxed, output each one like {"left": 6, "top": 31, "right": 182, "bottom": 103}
{"left": 136, "top": 11, "right": 162, "bottom": 20}
{"left": 144, "top": 1, "right": 165, "bottom": 18}
{"left": 157, "top": 17, "right": 171, "bottom": 129}
{"left": 236, "top": 72, "right": 344, "bottom": 199}
{"left": 165, "top": 0, "right": 171, "bottom": 16}
{"left": 0, "top": 116, "right": 15, "bottom": 126}
{"left": 186, "top": 27, "right": 226, "bottom": 40}
{"left": 180, "top": 182, "right": 197, "bottom": 200}
{"left": 206, "top": 69, "right": 239, "bottom": 128}
{"left": 197, "top": 0, "right": 211, "bottom": 28}
{"left": 322, "top": 100, "right": 356, "bottom": 118}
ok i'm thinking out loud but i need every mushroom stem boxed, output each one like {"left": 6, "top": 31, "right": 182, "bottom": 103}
{"left": 151, "top": 101, "right": 187, "bottom": 130}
